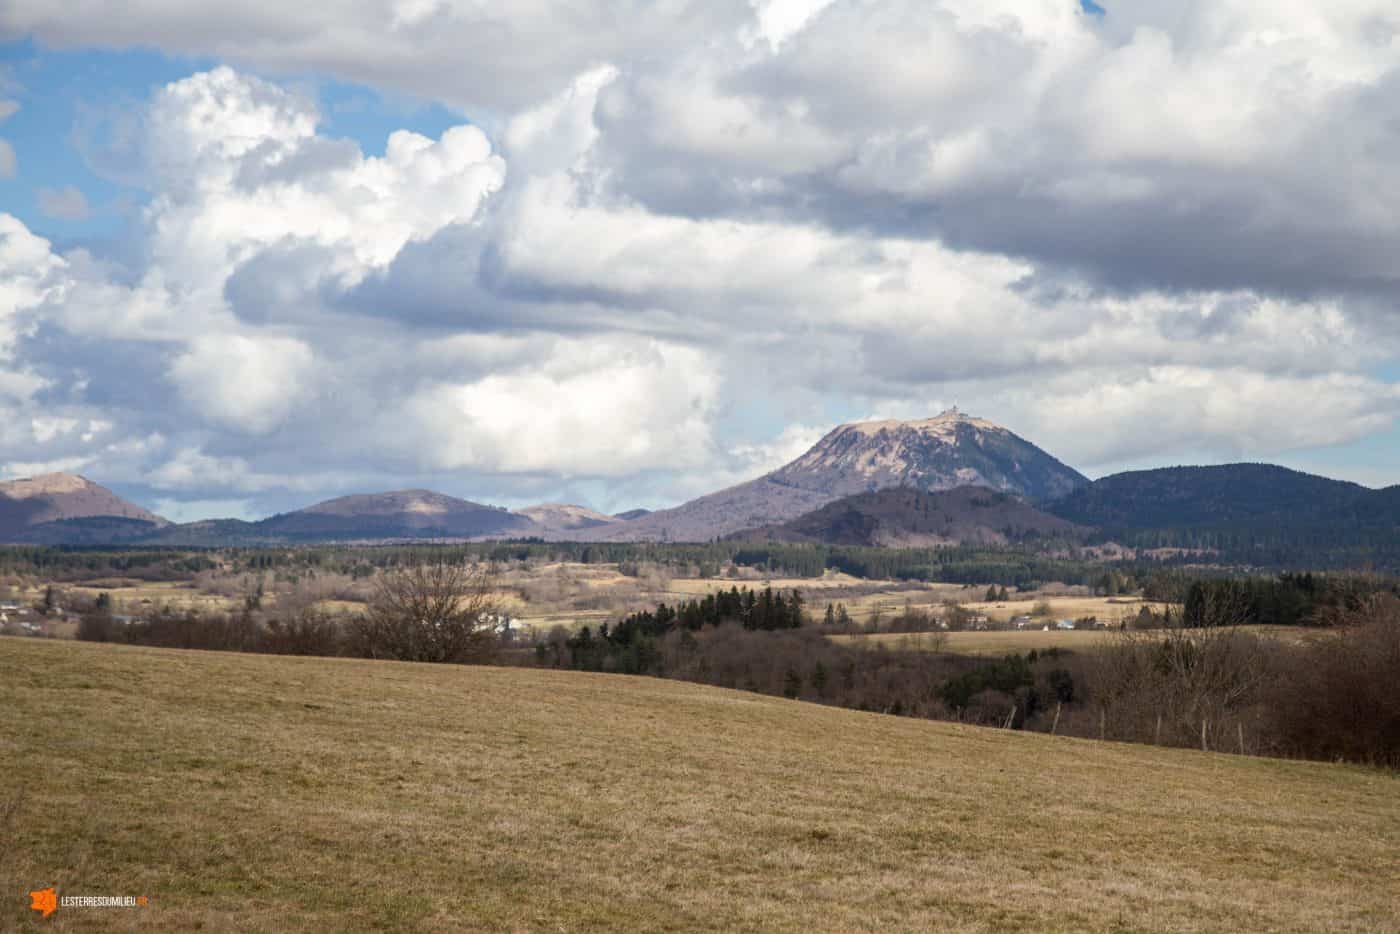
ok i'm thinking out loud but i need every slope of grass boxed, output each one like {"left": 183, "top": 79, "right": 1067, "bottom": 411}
{"left": 2, "top": 638, "right": 1397, "bottom": 932}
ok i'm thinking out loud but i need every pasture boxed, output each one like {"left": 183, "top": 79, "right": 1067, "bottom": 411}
{"left": 2, "top": 638, "right": 1397, "bottom": 931}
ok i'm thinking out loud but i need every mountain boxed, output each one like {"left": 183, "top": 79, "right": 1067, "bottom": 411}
{"left": 612, "top": 508, "right": 652, "bottom": 521}
{"left": 590, "top": 410, "right": 1088, "bottom": 541}
{"left": 732, "top": 486, "right": 1086, "bottom": 547}
{"left": 254, "top": 490, "right": 534, "bottom": 541}
{"left": 1048, "top": 464, "right": 1379, "bottom": 528}
{"left": 0, "top": 473, "right": 166, "bottom": 542}
{"left": 768, "top": 411, "right": 1087, "bottom": 502}
{"left": 515, "top": 503, "right": 618, "bottom": 533}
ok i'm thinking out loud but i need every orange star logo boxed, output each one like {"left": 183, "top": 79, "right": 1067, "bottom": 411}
{"left": 29, "top": 887, "right": 57, "bottom": 918}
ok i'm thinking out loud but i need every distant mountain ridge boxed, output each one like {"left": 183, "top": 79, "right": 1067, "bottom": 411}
{"left": 732, "top": 486, "right": 1086, "bottom": 548}
{"left": 241, "top": 490, "right": 533, "bottom": 542}
{"left": 138, "top": 491, "right": 622, "bottom": 545}
{"left": 6, "top": 436, "right": 1400, "bottom": 567}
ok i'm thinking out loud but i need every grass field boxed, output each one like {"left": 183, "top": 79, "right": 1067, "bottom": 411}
{"left": 20, "top": 580, "right": 241, "bottom": 617}
{"left": 3, "top": 639, "right": 1397, "bottom": 931}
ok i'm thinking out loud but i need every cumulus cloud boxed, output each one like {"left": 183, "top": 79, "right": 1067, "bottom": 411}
{"left": 168, "top": 334, "right": 316, "bottom": 434}
{"left": 396, "top": 338, "right": 721, "bottom": 477}
{"left": 2, "top": 1, "right": 1400, "bottom": 512}
{"left": 995, "top": 368, "right": 1400, "bottom": 473}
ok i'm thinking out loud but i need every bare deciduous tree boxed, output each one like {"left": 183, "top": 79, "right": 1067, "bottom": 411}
{"left": 1085, "top": 589, "right": 1267, "bottom": 749}
{"left": 349, "top": 562, "right": 503, "bottom": 664}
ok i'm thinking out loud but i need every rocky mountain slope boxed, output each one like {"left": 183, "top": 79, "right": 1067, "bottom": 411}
{"left": 588, "top": 410, "right": 1088, "bottom": 541}
{"left": 732, "top": 486, "right": 1086, "bottom": 547}
{"left": 769, "top": 411, "right": 1087, "bottom": 501}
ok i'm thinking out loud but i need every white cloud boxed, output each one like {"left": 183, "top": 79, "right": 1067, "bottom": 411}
{"left": 996, "top": 367, "right": 1400, "bottom": 472}
{"left": 152, "top": 497, "right": 256, "bottom": 522}
{"left": 1, "top": 456, "right": 92, "bottom": 479}
{"left": 144, "top": 67, "right": 506, "bottom": 299}
{"left": 148, "top": 446, "right": 350, "bottom": 494}
{"left": 169, "top": 334, "right": 316, "bottom": 434}
{"left": 397, "top": 338, "right": 721, "bottom": 477}
{"left": 37, "top": 185, "right": 91, "bottom": 220}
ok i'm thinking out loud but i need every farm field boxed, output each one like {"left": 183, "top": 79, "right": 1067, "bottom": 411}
{"left": 3, "top": 638, "right": 1397, "bottom": 932}
{"left": 831, "top": 628, "right": 1122, "bottom": 655}
{"left": 838, "top": 594, "right": 1174, "bottom": 626}
{"left": 828, "top": 625, "right": 1325, "bottom": 656}
{"left": 17, "top": 562, "right": 1138, "bottom": 635}
{"left": 16, "top": 579, "right": 240, "bottom": 616}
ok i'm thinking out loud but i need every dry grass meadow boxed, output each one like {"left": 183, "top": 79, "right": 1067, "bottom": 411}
{"left": 3, "top": 638, "right": 1398, "bottom": 932}
{"left": 830, "top": 628, "right": 1124, "bottom": 655}
{"left": 828, "top": 625, "right": 1328, "bottom": 656}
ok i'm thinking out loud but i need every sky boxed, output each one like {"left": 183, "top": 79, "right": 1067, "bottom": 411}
{"left": 1, "top": 1, "right": 1400, "bottom": 522}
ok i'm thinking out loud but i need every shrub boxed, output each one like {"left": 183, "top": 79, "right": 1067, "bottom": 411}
{"left": 1263, "top": 596, "right": 1400, "bottom": 767}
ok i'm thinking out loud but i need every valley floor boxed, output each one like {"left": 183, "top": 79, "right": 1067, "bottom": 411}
{"left": 2, "top": 639, "right": 1397, "bottom": 932}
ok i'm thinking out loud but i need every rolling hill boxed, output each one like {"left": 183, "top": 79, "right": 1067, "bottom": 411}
{"left": 589, "top": 410, "right": 1088, "bottom": 541}
{"left": 1047, "top": 463, "right": 1380, "bottom": 528}
{"left": 0, "top": 472, "right": 166, "bottom": 543}
{"left": 252, "top": 489, "right": 534, "bottom": 541}
{"left": 733, "top": 486, "right": 1086, "bottom": 547}
{"left": 3, "top": 638, "right": 1396, "bottom": 931}
{"left": 1043, "top": 463, "right": 1400, "bottom": 567}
